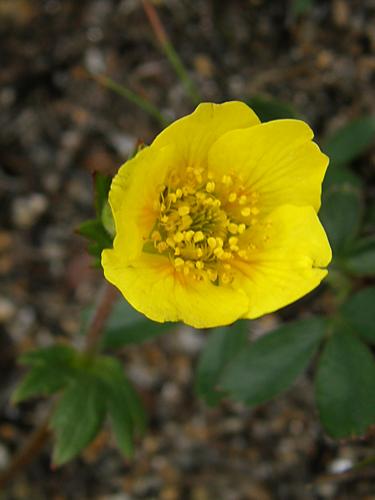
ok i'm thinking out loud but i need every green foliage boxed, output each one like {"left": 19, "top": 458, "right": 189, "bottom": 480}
{"left": 341, "top": 287, "right": 375, "bottom": 344}
{"left": 195, "top": 321, "right": 249, "bottom": 406}
{"left": 343, "top": 236, "right": 375, "bottom": 277}
{"left": 246, "top": 96, "right": 298, "bottom": 122}
{"left": 13, "top": 346, "right": 145, "bottom": 465}
{"left": 319, "top": 184, "right": 363, "bottom": 256}
{"left": 94, "top": 356, "right": 147, "bottom": 454}
{"left": 50, "top": 354, "right": 146, "bottom": 465}
{"left": 77, "top": 172, "right": 114, "bottom": 267}
{"left": 219, "top": 318, "right": 325, "bottom": 406}
{"left": 12, "top": 345, "right": 77, "bottom": 403}
{"left": 51, "top": 373, "right": 107, "bottom": 466}
{"left": 323, "top": 116, "right": 375, "bottom": 168}
{"left": 315, "top": 329, "right": 375, "bottom": 438}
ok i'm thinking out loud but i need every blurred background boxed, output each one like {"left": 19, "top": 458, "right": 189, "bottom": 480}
{"left": 1, "top": 0, "right": 375, "bottom": 498}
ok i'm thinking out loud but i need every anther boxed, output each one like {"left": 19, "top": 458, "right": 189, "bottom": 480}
{"left": 207, "top": 237, "right": 217, "bottom": 249}
{"left": 174, "top": 232, "right": 184, "bottom": 243}
{"left": 228, "top": 223, "right": 238, "bottom": 234}
{"left": 206, "top": 181, "right": 215, "bottom": 193}
{"left": 193, "top": 231, "right": 204, "bottom": 243}
{"left": 178, "top": 206, "right": 190, "bottom": 216}
{"left": 228, "top": 192, "right": 237, "bottom": 203}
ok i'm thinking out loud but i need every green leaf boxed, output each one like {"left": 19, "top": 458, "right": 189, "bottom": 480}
{"left": 220, "top": 318, "right": 325, "bottom": 406}
{"left": 19, "top": 345, "right": 76, "bottom": 366}
{"left": 323, "top": 164, "right": 362, "bottom": 192}
{"left": 93, "top": 356, "right": 146, "bottom": 456}
{"left": 315, "top": 330, "right": 375, "bottom": 438}
{"left": 341, "top": 287, "right": 375, "bottom": 344}
{"left": 195, "top": 321, "right": 249, "bottom": 406}
{"left": 78, "top": 219, "right": 112, "bottom": 248}
{"left": 101, "top": 298, "right": 174, "bottom": 349}
{"left": 343, "top": 237, "right": 375, "bottom": 276}
{"left": 319, "top": 184, "right": 362, "bottom": 256}
{"left": 107, "top": 391, "right": 134, "bottom": 458}
{"left": 94, "top": 172, "right": 112, "bottom": 217}
{"left": 51, "top": 374, "right": 107, "bottom": 466}
{"left": 13, "top": 365, "right": 73, "bottom": 403}
{"left": 246, "top": 96, "right": 298, "bottom": 122}
{"left": 324, "top": 116, "right": 375, "bottom": 168}
{"left": 13, "top": 345, "right": 77, "bottom": 403}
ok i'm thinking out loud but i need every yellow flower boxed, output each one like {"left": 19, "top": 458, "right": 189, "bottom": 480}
{"left": 102, "top": 102, "right": 331, "bottom": 328}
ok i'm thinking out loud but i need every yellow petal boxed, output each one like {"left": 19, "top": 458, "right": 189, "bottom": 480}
{"left": 109, "top": 144, "right": 177, "bottom": 261}
{"left": 152, "top": 101, "right": 260, "bottom": 167}
{"left": 232, "top": 204, "right": 332, "bottom": 318}
{"left": 208, "top": 119, "right": 328, "bottom": 213}
{"left": 102, "top": 251, "right": 249, "bottom": 328}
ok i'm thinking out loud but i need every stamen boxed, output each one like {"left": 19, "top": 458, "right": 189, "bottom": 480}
{"left": 147, "top": 170, "right": 254, "bottom": 283}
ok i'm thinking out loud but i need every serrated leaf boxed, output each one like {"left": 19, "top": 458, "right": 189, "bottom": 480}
{"left": 343, "top": 237, "right": 375, "bottom": 276}
{"left": 100, "top": 298, "right": 173, "bottom": 349}
{"left": 51, "top": 374, "right": 107, "bottom": 466}
{"left": 19, "top": 345, "right": 76, "bottom": 367}
{"left": 94, "top": 357, "right": 147, "bottom": 437}
{"left": 13, "top": 345, "right": 77, "bottom": 403}
{"left": 319, "top": 184, "right": 362, "bottom": 256}
{"left": 107, "top": 391, "right": 135, "bottom": 458}
{"left": 247, "top": 96, "right": 298, "bottom": 122}
{"left": 220, "top": 318, "right": 325, "bottom": 406}
{"left": 324, "top": 116, "right": 375, "bottom": 168}
{"left": 13, "top": 365, "right": 73, "bottom": 403}
{"left": 341, "top": 287, "right": 375, "bottom": 344}
{"left": 195, "top": 321, "right": 249, "bottom": 406}
{"left": 315, "top": 330, "right": 375, "bottom": 438}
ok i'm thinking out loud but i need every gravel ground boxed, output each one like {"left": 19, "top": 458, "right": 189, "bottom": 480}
{"left": 1, "top": 1, "right": 375, "bottom": 498}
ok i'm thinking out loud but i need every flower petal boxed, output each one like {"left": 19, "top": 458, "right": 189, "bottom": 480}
{"left": 233, "top": 204, "right": 332, "bottom": 318}
{"left": 208, "top": 119, "right": 328, "bottom": 213}
{"left": 102, "top": 251, "right": 249, "bottom": 329}
{"left": 152, "top": 101, "right": 260, "bottom": 167}
{"left": 109, "top": 144, "right": 177, "bottom": 261}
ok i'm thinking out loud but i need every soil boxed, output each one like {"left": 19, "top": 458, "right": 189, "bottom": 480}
{"left": 1, "top": 1, "right": 375, "bottom": 499}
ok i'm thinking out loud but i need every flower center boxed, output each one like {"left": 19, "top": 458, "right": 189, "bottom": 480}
{"left": 145, "top": 167, "right": 259, "bottom": 284}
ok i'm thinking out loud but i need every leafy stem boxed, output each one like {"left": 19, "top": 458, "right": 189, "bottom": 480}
{"left": 0, "top": 280, "right": 118, "bottom": 490}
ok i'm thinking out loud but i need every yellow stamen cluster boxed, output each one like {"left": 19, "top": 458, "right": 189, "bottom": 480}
{"left": 146, "top": 167, "right": 260, "bottom": 284}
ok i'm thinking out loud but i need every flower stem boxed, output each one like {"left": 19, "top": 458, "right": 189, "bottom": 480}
{"left": 92, "top": 73, "right": 169, "bottom": 127}
{"left": 0, "top": 281, "right": 118, "bottom": 489}
{"left": 142, "top": 0, "right": 201, "bottom": 105}
{"left": 84, "top": 281, "right": 118, "bottom": 356}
